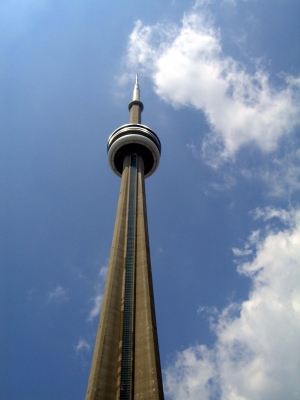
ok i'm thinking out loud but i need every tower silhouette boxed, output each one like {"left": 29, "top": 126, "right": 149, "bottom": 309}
{"left": 85, "top": 76, "right": 164, "bottom": 400}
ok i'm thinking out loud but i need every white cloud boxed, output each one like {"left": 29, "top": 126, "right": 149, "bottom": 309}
{"left": 187, "top": 142, "right": 201, "bottom": 160}
{"left": 88, "top": 294, "right": 103, "bottom": 322}
{"left": 99, "top": 265, "right": 108, "bottom": 279}
{"left": 74, "top": 338, "right": 91, "bottom": 367}
{"left": 165, "top": 208, "right": 300, "bottom": 400}
{"left": 125, "top": 9, "right": 300, "bottom": 164}
{"left": 260, "top": 152, "right": 300, "bottom": 198}
{"left": 232, "top": 247, "right": 252, "bottom": 257}
{"left": 87, "top": 265, "right": 107, "bottom": 321}
{"left": 166, "top": 345, "right": 216, "bottom": 399}
{"left": 75, "top": 338, "right": 91, "bottom": 353}
{"left": 47, "top": 285, "right": 68, "bottom": 303}
{"left": 251, "top": 206, "right": 293, "bottom": 224}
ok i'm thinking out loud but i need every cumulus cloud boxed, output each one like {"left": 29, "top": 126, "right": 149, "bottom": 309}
{"left": 125, "top": 9, "right": 300, "bottom": 164}
{"left": 165, "top": 208, "right": 300, "bottom": 400}
{"left": 47, "top": 285, "right": 68, "bottom": 303}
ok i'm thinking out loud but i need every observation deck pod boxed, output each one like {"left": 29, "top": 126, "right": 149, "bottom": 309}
{"left": 107, "top": 123, "right": 161, "bottom": 178}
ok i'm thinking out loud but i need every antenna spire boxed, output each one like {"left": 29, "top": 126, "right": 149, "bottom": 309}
{"left": 128, "top": 74, "right": 144, "bottom": 122}
{"left": 132, "top": 73, "right": 140, "bottom": 101}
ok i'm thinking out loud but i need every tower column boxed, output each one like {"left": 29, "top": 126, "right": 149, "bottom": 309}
{"left": 85, "top": 76, "right": 163, "bottom": 399}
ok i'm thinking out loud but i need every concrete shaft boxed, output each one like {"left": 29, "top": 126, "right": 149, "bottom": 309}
{"left": 85, "top": 154, "right": 164, "bottom": 400}
{"left": 130, "top": 104, "right": 141, "bottom": 124}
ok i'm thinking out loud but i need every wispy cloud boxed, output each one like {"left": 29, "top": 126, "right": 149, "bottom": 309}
{"left": 165, "top": 208, "right": 300, "bottom": 399}
{"left": 87, "top": 265, "right": 107, "bottom": 322}
{"left": 251, "top": 206, "right": 294, "bottom": 224}
{"left": 260, "top": 151, "right": 300, "bottom": 198}
{"left": 47, "top": 285, "right": 68, "bottom": 303}
{"left": 88, "top": 294, "right": 103, "bottom": 322}
{"left": 75, "top": 338, "right": 91, "bottom": 353}
{"left": 124, "top": 7, "right": 300, "bottom": 165}
{"left": 74, "top": 338, "right": 91, "bottom": 368}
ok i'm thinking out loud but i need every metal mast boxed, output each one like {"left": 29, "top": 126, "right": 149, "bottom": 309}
{"left": 85, "top": 76, "right": 164, "bottom": 400}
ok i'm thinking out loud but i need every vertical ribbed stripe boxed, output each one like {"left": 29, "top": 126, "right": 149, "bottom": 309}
{"left": 120, "top": 154, "right": 137, "bottom": 400}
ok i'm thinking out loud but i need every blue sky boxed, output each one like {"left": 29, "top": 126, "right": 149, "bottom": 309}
{"left": 1, "top": 1, "right": 300, "bottom": 399}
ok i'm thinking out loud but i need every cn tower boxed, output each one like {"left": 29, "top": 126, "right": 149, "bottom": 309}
{"left": 85, "top": 75, "right": 164, "bottom": 400}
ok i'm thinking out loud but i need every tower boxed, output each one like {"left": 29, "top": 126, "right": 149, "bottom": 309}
{"left": 85, "top": 76, "right": 164, "bottom": 400}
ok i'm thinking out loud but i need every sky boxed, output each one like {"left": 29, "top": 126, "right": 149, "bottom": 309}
{"left": 1, "top": 0, "right": 300, "bottom": 399}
